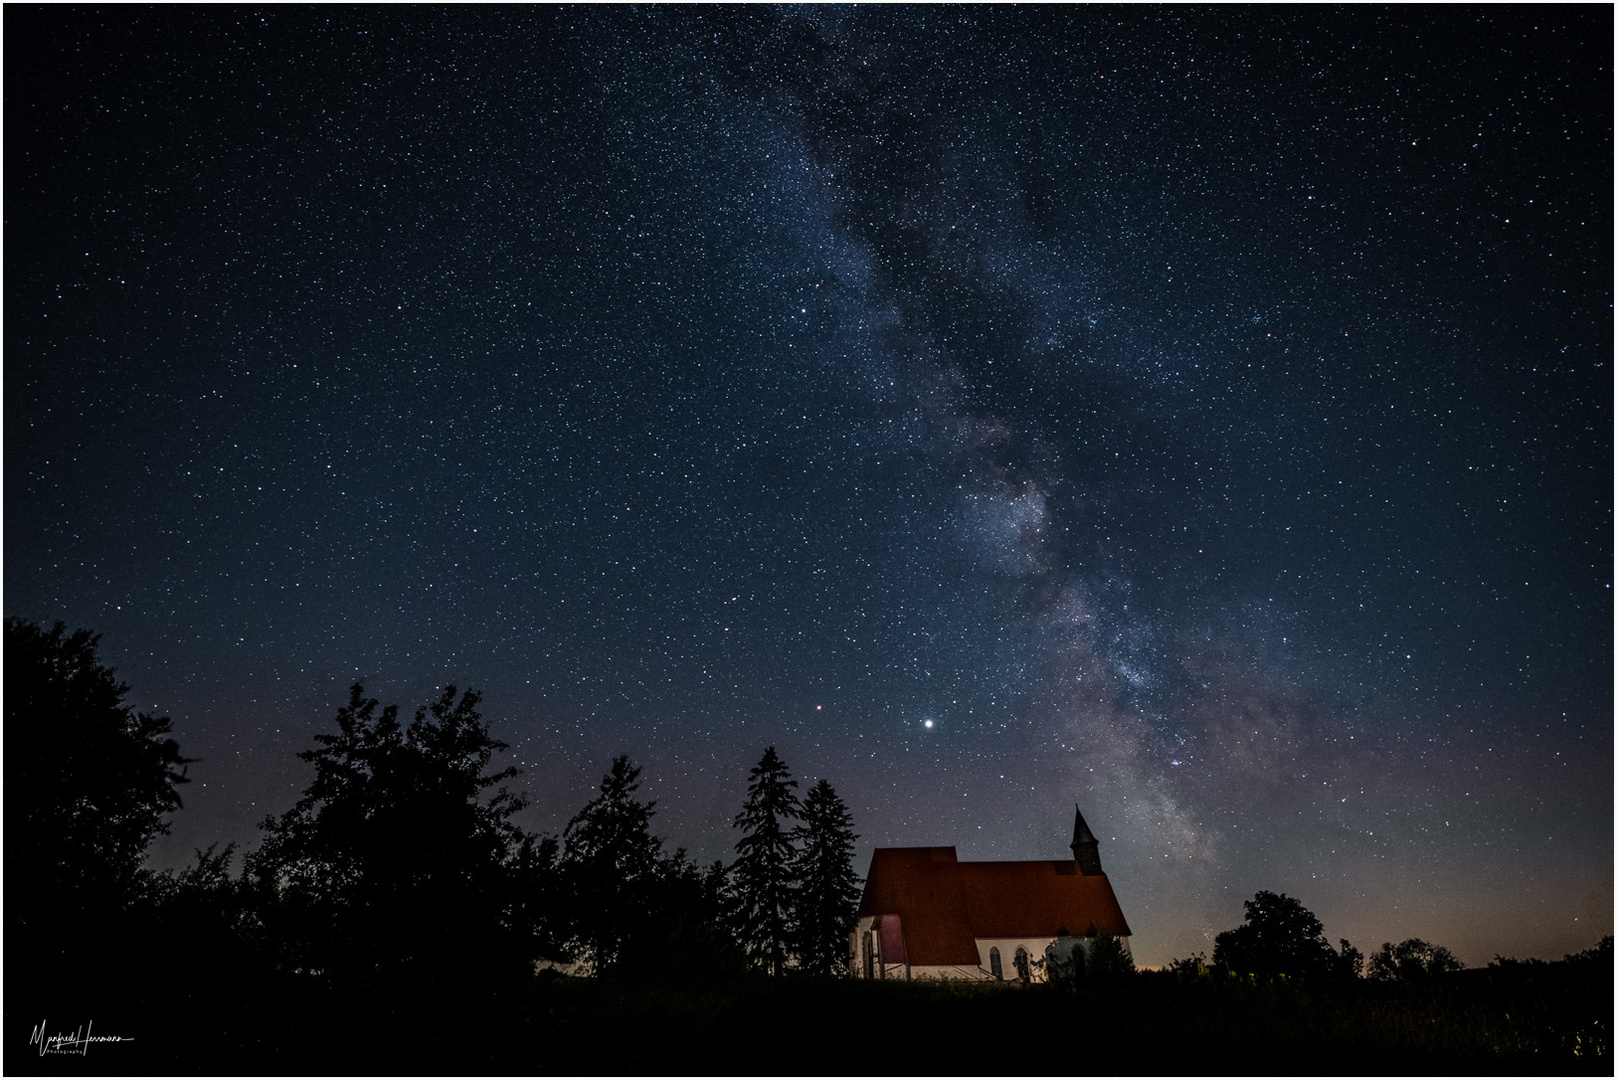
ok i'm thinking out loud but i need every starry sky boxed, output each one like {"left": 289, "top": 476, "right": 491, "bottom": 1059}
{"left": 7, "top": 7, "right": 1610, "bottom": 968}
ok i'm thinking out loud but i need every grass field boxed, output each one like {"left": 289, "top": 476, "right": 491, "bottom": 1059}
{"left": 11, "top": 952, "right": 1609, "bottom": 1076}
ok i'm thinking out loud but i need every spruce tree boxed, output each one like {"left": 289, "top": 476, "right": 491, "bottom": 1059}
{"left": 791, "top": 778, "right": 861, "bottom": 975}
{"left": 732, "top": 746, "right": 801, "bottom": 975}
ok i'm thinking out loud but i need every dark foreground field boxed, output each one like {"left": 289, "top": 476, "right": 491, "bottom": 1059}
{"left": 9, "top": 956, "right": 1609, "bottom": 1076}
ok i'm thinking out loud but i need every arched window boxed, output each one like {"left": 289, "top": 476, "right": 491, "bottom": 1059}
{"left": 989, "top": 946, "right": 1003, "bottom": 980}
{"left": 1014, "top": 946, "right": 1030, "bottom": 982}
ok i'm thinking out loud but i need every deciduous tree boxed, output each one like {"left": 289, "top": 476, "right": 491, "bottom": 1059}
{"left": 1368, "top": 938, "right": 1464, "bottom": 983}
{"left": 558, "top": 754, "right": 667, "bottom": 972}
{"left": 141, "top": 843, "right": 263, "bottom": 973}
{"left": 1213, "top": 890, "right": 1350, "bottom": 981}
{"left": 248, "top": 684, "right": 545, "bottom": 975}
{"left": 6, "top": 618, "right": 190, "bottom": 951}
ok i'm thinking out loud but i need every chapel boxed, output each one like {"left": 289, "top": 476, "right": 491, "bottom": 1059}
{"left": 850, "top": 805, "right": 1131, "bottom": 981}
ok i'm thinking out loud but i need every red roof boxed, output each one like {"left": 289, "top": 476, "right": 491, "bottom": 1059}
{"left": 857, "top": 846, "right": 1132, "bottom": 967}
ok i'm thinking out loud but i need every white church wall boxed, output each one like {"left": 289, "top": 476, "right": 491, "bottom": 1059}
{"left": 850, "top": 918, "right": 1131, "bottom": 982}
{"left": 975, "top": 936, "right": 1057, "bottom": 982}
{"left": 907, "top": 964, "right": 991, "bottom": 980}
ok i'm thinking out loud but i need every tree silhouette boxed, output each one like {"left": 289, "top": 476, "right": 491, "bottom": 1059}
{"left": 1213, "top": 890, "right": 1353, "bottom": 981}
{"left": 6, "top": 618, "right": 190, "bottom": 957}
{"left": 1338, "top": 937, "right": 1365, "bottom": 979}
{"left": 1368, "top": 938, "right": 1464, "bottom": 983}
{"left": 553, "top": 756, "right": 745, "bottom": 980}
{"left": 791, "top": 778, "right": 860, "bottom": 975}
{"left": 507, "top": 832, "right": 567, "bottom": 965}
{"left": 606, "top": 845, "right": 751, "bottom": 986}
{"left": 248, "top": 684, "right": 544, "bottom": 976}
{"left": 1088, "top": 930, "right": 1137, "bottom": 978}
{"left": 140, "top": 843, "right": 265, "bottom": 974}
{"left": 558, "top": 754, "right": 668, "bottom": 972}
{"left": 732, "top": 746, "right": 801, "bottom": 975}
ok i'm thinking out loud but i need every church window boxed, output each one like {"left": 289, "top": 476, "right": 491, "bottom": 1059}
{"left": 1014, "top": 946, "right": 1030, "bottom": 982}
{"left": 989, "top": 946, "right": 1002, "bottom": 980}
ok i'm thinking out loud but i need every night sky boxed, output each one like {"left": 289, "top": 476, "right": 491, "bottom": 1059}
{"left": 7, "top": 7, "right": 1610, "bottom": 968}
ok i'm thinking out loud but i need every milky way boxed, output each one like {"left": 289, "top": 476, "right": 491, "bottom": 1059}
{"left": 7, "top": 7, "right": 1610, "bottom": 966}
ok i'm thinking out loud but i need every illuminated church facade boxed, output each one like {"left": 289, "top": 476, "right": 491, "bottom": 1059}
{"left": 850, "top": 805, "right": 1131, "bottom": 981}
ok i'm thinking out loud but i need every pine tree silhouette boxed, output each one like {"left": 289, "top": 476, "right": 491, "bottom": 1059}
{"left": 732, "top": 747, "right": 801, "bottom": 975}
{"left": 791, "top": 778, "right": 860, "bottom": 975}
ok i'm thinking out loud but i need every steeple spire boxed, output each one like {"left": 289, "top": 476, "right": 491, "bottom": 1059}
{"left": 1070, "top": 804, "right": 1104, "bottom": 875}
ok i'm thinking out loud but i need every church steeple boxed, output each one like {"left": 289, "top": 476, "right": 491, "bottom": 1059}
{"left": 1070, "top": 804, "right": 1104, "bottom": 876}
